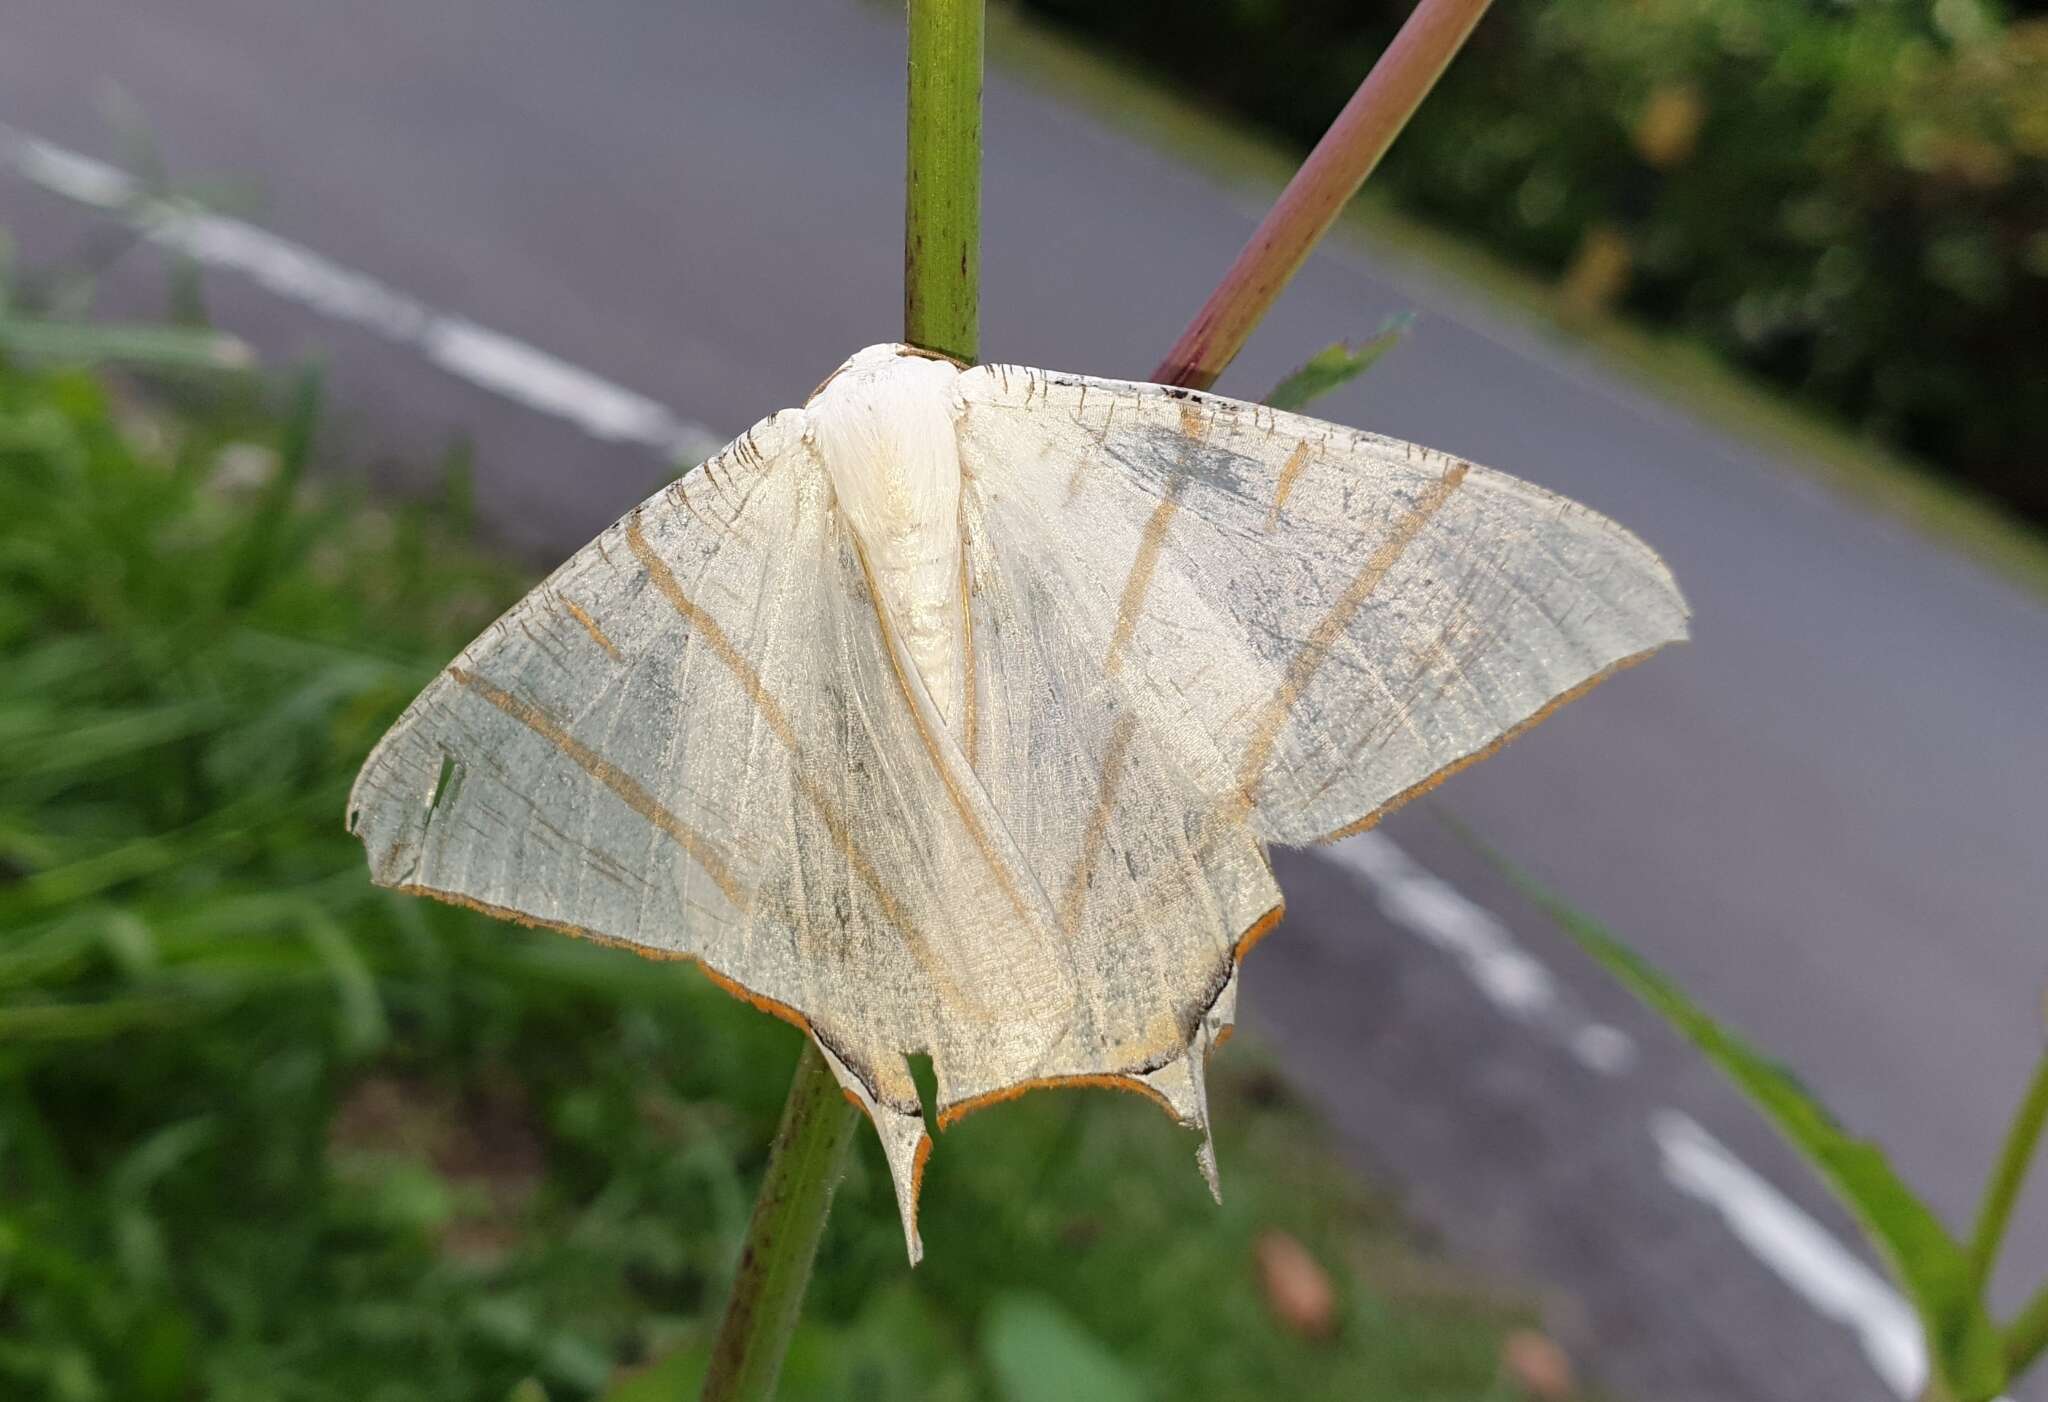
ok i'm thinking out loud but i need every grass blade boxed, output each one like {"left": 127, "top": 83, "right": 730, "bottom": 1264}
{"left": 1496, "top": 853, "right": 2008, "bottom": 1397}
{"left": 0, "top": 317, "right": 254, "bottom": 371}
{"left": 223, "top": 369, "right": 322, "bottom": 608}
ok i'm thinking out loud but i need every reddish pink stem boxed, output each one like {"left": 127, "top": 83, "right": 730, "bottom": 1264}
{"left": 1152, "top": 0, "right": 1496, "bottom": 390}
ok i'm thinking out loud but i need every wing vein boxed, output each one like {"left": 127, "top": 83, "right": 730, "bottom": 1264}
{"left": 1233, "top": 462, "right": 1469, "bottom": 802}
{"left": 626, "top": 516, "right": 967, "bottom": 1001}
{"left": 447, "top": 666, "right": 750, "bottom": 911}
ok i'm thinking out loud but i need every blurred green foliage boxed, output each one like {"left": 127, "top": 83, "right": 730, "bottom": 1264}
{"left": 0, "top": 351, "right": 1522, "bottom": 1399}
{"left": 1022, "top": 0, "right": 2048, "bottom": 525}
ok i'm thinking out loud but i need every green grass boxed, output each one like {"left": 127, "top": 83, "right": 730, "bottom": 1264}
{"left": 0, "top": 352, "right": 1533, "bottom": 1400}
{"left": 980, "top": 4, "right": 2048, "bottom": 602}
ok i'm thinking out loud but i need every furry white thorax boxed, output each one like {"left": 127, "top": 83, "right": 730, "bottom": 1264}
{"left": 806, "top": 345, "right": 969, "bottom": 731}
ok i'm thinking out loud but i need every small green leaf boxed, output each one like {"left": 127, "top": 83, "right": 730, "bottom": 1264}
{"left": 0, "top": 318, "right": 254, "bottom": 372}
{"left": 1262, "top": 314, "right": 1413, "bottom": 413}
{"left": 981, "top": 1292, "right": 1146, "bottom": 1402}
{"left": 1500, "top": 858, "right": 2008, "bottom": 1399}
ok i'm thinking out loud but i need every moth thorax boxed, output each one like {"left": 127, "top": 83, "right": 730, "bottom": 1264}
{"left": 808, "top": 348, "right": 969, "bottom": 731}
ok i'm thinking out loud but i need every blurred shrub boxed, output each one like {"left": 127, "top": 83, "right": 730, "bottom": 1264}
{"left": 1022, "top": 0, "right": 2048, "bottom": 524}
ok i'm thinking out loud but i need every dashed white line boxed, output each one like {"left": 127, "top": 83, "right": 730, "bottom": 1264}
{"left": 1332, "top": 828, "right": 1942, "bottom": 1399}
{"left": 1571, "top": 1021, "right": 1637, "bottom": 1076}
{"left": 166, "top": 204, "right": 430, "bottom": 341}
{"left": 0, "top": 125, "right": 727, "bottom": 465}
{"left": 1334, "top": 828, "right": 1574, "bottom": 1031}
{"left": 1653, "top": 1109, "right": 1938, "bottom": 1399}
{"left": 422, "top": 316, "right": 699, "bottom": 450}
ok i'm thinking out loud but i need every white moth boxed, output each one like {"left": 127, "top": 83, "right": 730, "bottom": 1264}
{"left": 349, "top": 343, "right": 1688, "bottom": 1261}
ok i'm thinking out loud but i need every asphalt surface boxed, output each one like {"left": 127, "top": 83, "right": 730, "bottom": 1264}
{"left": 5, "top": 1, "right": 2045, "bottom": 1397}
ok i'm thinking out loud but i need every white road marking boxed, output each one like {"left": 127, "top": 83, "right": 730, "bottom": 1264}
{"left": 1572, "top": 1021, "right": 1637, "bottom": 1076}
{"left": 0, "top": 125, "right": 727, "bottom": 465}
{"left": 1335, "top": 829, "right": 1569, "bottom": 1029}
{"left": 0, "top": 118, "right": 1962, "bottom": 1402}
{"left": 1653, "top": 1109, "right": 1940, "bottom": 1399}
{"left": 422, "top": 317, "right": 698, "bottom": 450}
{"left": 1330, "top": 828, "right": 1957, "bottom": 1398}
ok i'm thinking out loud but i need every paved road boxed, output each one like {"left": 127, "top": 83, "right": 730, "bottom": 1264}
{"left": 6, "top": 1, "right": 2045, "bottom": 1396}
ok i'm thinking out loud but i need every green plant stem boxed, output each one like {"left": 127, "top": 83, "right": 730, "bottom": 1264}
{"left": 1969, "top": 1049, "right": 2048, "bottom": 1296}
{"left": 1151, "top": 0, "right": 1494, "bottom": 390}
{"left": 1975, "top": 1048, "right": 2048, "bottom": 1373}
{"left": 698, "top": 6, "right": 985, "bottom": 1397}
{"left": 698, "top": 1042, "right": 862, "bottom": 1402}
{"left": 905, "top": 0, "right": 984, "bottom": 361}
{"left": 2008, "top": 1282, "right": 2048, "bottom": 1376}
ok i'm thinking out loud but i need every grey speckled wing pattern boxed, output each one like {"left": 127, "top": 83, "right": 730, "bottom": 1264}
{"left": 349, "top": 346, "right": 1688, "bottom": 1262}
{"left": 955, "top": 363, "right": 1689, "bottom": 846}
